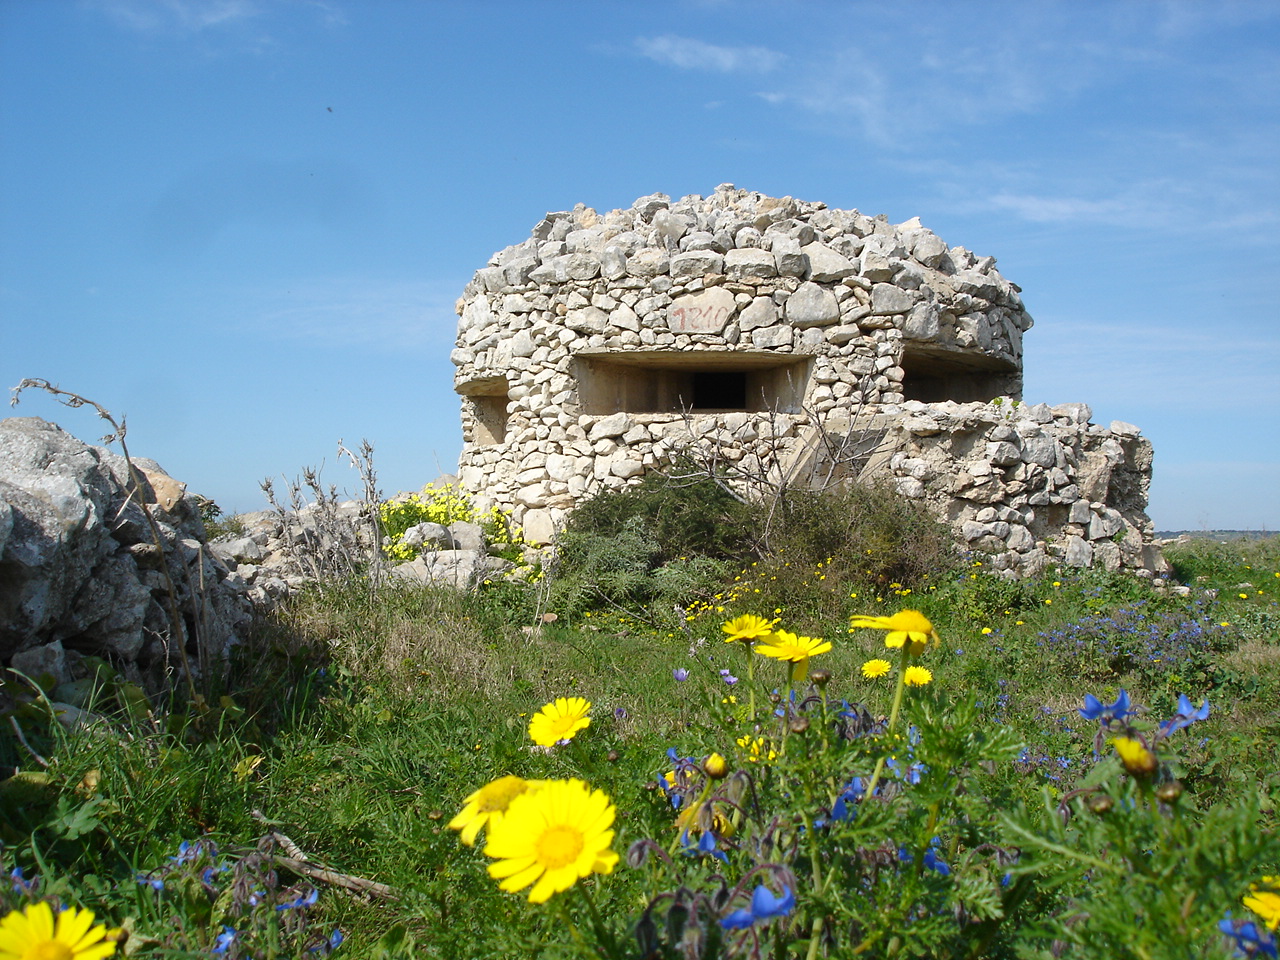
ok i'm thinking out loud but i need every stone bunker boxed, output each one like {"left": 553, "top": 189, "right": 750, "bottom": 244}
{"left": 451, "top": 185, "right": 1162, "bottom": 578}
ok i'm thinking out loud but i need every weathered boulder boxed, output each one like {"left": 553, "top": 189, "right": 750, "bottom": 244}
{"left": 0, "top": 418, "right": 252, "bottom": 696}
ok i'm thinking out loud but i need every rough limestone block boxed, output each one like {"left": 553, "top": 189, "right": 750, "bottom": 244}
{"left": 725, "top": 247, "right": 778, "bottom": 281}
{"left": 910, "top": 231, "right": 949, "bottom": 268}
{"left": 802, "top": 242, "right": 857, "bottom": 281}
{"left": 610, "top": 459, "right": 645, "bottom": 479}
{"left": 785, "top": 282, "right": 840, "bottom": 328}
{"left": 751, "top": 325, "right": 793, "bottom": 348}
{"left": 986, "top": 441, "right": 1022, "bottom": 466}
{"left": 600, "top": 247, "right": 627, "bottom": 280}
{"left": 667, "top": 287, "right": 736, "bottom": 334}
{"left": 859, "top": 252, "right": 895, "bottom": 282}
{"left": 671, "top": 251, "right": 725, "bottom": 279}
{"left": 738, "top": 296, "right": 777, "bottom": 331}
{"left": 626, "top": 248, "right": 670, "bottom": 278}
{"left": 1064, "top": 535, "right": 1094, "bottom": 567}
{"left": 587, "top": 413, "right": 634, "bottom": 441}
{"left": 903, "top": 301, "right": 939, "bottom": 338}
{"left": 870, "top": 283, "right": 914, "bottom": 315}
{"left": 771, "top": 236, "right": 808, "bottom": 276}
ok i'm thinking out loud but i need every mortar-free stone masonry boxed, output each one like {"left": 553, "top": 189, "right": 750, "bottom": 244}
{"left": 452, "top": 185, "right": 1165, "bottom": 579}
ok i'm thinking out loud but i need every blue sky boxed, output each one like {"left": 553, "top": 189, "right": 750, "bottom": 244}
{"left": 2, "top": 0, "right": 1277, "bottom": 531}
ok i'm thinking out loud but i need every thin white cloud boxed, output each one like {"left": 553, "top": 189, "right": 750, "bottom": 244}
{"left": 247, "top": 277, "right": 459, "bottom": 354}
{"left": 89, "top": 0, "right": 261, "bottom": 34}
{"left": 985, "top": 193, "right": 1126, "bottom": 225}
{"left": 635, "top": 35, "right": 784, "bottom": 74}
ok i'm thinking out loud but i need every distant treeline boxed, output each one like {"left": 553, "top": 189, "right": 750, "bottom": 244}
{"left": 1156, "top": 530, "right": 1276, "bottom": 541}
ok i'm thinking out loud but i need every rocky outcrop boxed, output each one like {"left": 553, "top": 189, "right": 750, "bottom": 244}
{"left": 0, "top": 418, "right": 252, "bottom": 698}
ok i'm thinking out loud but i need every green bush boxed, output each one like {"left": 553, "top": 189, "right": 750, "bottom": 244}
{"left": 548, "top": 465, "right": 756, "bottom": 619}
{"left": 563, "top": 463, "right": 758, "bottom": 565}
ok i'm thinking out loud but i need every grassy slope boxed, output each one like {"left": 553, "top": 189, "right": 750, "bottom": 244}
{"left": 1, "top": 536, "right": 1277, "bottom": 957}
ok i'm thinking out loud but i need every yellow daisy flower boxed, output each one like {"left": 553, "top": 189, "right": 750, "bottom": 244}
{"left": 1243, "top": 875, "right": 1280, "bottom": 931}
{"left": 861, "top": 658, "right": 892, "bottom": 679}
{"left": 484, "top": 778, "right": 618, "bottom": 903}
{"left": 448, "top": 775, "right": 541, "bottom": 846}
{"left": 754, "top": 630, "right": 832, "bottom": 662}
{"left": 848, "top": 609, "right": 939, "bottom": 655}
{"left": 528, "top": 697, "right": 592, "bottom": 747}
{"left": 903, "top": 666, "right": 933, "bottom": 687}
{"left": 0, "top": 902, "right": 116, "bottom": 960}
{"left": 721, "top": 614, "right": 774, "bottom": 644}
{"left": 755, "top": 630, "right": 832, "bottom": 681}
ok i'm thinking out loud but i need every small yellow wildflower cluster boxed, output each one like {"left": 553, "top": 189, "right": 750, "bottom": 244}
{"left": 684, "top": 570, "right": 766, "bottom": 622}
{"left": 737, "top": 734, "right": 779, "bottom": 764}
{"left": 379, "top": 483, "right": 529, "bottom": 569}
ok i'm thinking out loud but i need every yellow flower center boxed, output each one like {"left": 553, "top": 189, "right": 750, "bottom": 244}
{"left": 33, "top": 942, "right": 75, "bottom": 960}
{"left": 477, "top": 776, "right": 529, "bottom": 813}
{"left": 535, "top": 824, "right": 584, "bottom": 869}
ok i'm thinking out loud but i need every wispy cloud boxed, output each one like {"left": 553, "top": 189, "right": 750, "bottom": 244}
{"left": 635, "top": 35, "right": 783, "bottom": 74}
{"left": 246, "top": 277, "right": 459, "bottom": 354}
{"left": 984, "top": 191, "right": 1144, "bottom": 226}
{"left": 89, "top": 0, "right": 261, "bottom": 34}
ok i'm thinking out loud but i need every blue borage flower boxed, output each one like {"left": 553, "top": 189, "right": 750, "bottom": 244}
{"left": 885, "top": 756, "right": 925, "bottom": 785}
{"left": 719, "top": 668, "right": 739, "bottom": 686}
{"left": 1079, "top": 689, "right": 1135, "bottom": 726}
{"left": 816, "top": 777, "right": 870, "bottom": 828}
{"left": 680, "top": 829, "right": 728, "bottom": 864}
{"left": 136, "top": 872, "right": 165, "bottom": 891}
{"left": 772, "top": 688, "right": 799, "bottom": 718}
{"left": 212, "top": 927, "right": 237, "bottom": 955}
{"left": 277, "top": 887, "right": 320, "bottom": 911}
{"left": 1160, "top": 693, "right": 1210, "bottom": 738}
{"left": 309, "top": 929, "right": 344, "bottom": 954}
{"left": 899, "top": 837, "right": 951, "bottom": 876}
{"left": 661, "top": 747, "right": 700, "bottom": 809}
{"left": 672, "top": 668, "right": 689, "bottom": 682}
{"left": 721, "top": 884, "right": 796, "bottom": 930}
{"left": 1220, "top": 912, "right": 1278, "bottom": 958}
{"left": 9, "top": 867, "right": 31, "bottom": 896}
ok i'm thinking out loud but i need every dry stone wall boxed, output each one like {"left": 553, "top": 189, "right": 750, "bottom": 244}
{"left": 0, "top": 418, "right": 252, "bottom": 699}
{"left": 874, "top": 400, "right": 1163, "bottom": 577}
{"left": 452, "top": 186, "right": 1161, "bottom": 576}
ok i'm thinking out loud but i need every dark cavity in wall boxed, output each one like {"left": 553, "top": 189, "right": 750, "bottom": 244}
{"left": 573, "top": 350, "right": 811, "bottom": 415}
{"left": 899, "top": 344, "right": 1021, "bottom": 404}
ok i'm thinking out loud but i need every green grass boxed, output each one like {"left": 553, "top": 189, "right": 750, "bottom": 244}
{"left": 2, "top": 534, "right": 1278, "bottom": 958}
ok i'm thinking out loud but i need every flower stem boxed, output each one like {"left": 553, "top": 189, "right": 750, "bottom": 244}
{"left": 576, "top": 884, "right": 618, "bottom": 958}
{"left": 861, "top": 646, "right": 910, "bottom": 804}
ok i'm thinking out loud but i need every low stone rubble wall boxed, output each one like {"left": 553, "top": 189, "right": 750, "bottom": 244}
{"left": 870, "top": 400, "right": 1165, "bottom": 578}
